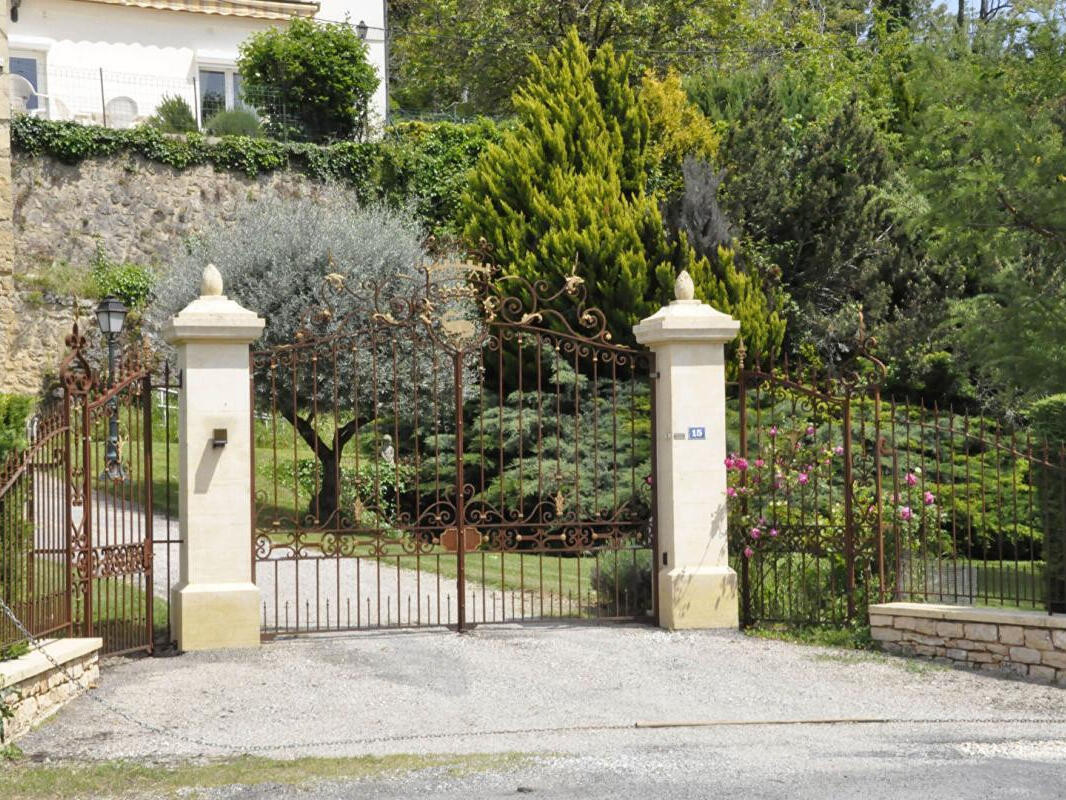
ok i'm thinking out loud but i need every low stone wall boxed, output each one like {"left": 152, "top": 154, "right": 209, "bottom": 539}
{"left": 870, "top": 602, "right": 1066, "bottom": 685}
{"left": 0, "top": 638, "right": 101, "bottom": 741}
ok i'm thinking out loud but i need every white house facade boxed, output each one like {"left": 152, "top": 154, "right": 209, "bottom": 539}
{"left": 6, "top": 0, "right": 387, "bottom": 128}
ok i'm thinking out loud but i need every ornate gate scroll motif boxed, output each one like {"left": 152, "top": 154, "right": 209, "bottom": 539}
{"left": 252, "top": 258, "right": 657, "bottom": 635}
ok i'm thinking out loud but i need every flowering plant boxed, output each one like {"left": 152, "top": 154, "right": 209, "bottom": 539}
{"left": 726, "top": 419, "right": 941, "bottom": 561}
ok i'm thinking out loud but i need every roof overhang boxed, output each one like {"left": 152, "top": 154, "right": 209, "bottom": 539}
{"left": 71, "top": 0, "right": 320, "bottom": 21}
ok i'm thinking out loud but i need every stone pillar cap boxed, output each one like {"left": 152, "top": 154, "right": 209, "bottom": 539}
{"left": 163, "top": 265, "right": 265, "bottom": 345}
{"left": 633, "top": 299, "right": 740, "bottom": 346}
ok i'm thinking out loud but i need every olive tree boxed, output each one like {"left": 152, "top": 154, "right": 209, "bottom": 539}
{"left": 152, "top": 193, "right": 443, "bottom": 522}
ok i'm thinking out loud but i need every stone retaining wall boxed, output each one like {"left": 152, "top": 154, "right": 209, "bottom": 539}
{"left": 870, "top": 602, "right": 1066, "bottom": 685}
{"left": 0, "top": 638, "right": 102, "bottom": 741}
{"left": 1, "top": 154, "right": 344, "bottom": 394}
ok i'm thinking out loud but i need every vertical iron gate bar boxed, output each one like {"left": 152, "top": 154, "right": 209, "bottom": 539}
{"left": 249, "top": 352, "right": 257, "bottom": 592}
{"left": 453, "top": 351, "right": 466, "bottom": 632}
{"left": 80, "top": 391, "right": 92, "bottom": 638}
{"left": 63, "top": 390, "right": 74, "bottom": 637}
{"left": 737, "top": 367, "right": 749, "bottom": 627}
{"left": 873, "top": 383, "right": 885, "bottom": 604}
{"left": 842, "top": 392, "right": 855, "bottom": 622}
{"left": 142, "top": 372, "right": 154, "bottom": 654}
{"left": 648, "top": 352, "right": 659, "bottom": 624}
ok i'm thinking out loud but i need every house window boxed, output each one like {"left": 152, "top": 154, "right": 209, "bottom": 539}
{"left": 197, "top": 66, "right": 251, "bottom": 123}
{"left": 198, "top": 69, "right": 227, "bottom": 122}
{"left": 9, "top": 54, "right": 42, "bottom": 111}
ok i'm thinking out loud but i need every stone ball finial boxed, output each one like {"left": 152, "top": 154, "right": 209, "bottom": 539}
{"left": 201, "top": 264, "right": 223, "bottom": 297}
{"left": 674, "top": 269, "right": 695, "bottom": 301}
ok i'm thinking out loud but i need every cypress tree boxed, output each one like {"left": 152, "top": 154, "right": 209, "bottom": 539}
{"left": 462, "top": 29, "right": 783, "bottom": 356}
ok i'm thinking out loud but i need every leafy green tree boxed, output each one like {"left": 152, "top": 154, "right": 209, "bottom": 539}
{"left": 712, "top": 77, "right": 938, "bottom": 365}
{"left": 238, "top": 18, "right": 379, "bottom": 141}
{"left": 898, "top": 8, "right": 1066, "bottom": 407}
{"left": 390, "top": 0, "right": 739, "bottom": 114}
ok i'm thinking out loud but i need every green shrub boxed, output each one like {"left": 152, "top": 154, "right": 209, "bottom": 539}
{"left": 591, "top": 549, "right": 653, "bottom": 615}
{"left": 1029, "top": 394, "right": 1066, "bottom": 611}
{"left": 89, "top": 247, "right": 154, "bottom": 308}
{"left": 205, "top": 109, "right": 263, "bottom": 138}
{"left": 0, "top": 395, "right": 33, "bottom": 462}
{"left": 295, "top": 458, "right": 415, "bottom": 529}
{"left": 238, "top": 18, "right": 379, "bottom": 142}
{"left": 148, "top": 94, "right": 197, "bottom": 133}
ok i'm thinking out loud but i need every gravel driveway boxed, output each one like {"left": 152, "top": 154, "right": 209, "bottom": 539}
{"left": 19, "top": 624, "right": 1066, "bottom": 744}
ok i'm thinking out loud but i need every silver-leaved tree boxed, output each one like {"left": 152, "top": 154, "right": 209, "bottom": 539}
{"left": 152, "top": 192, "right": 445, "bottom": 522}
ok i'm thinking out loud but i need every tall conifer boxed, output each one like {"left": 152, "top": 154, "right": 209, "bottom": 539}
{"left": 462, "top": 29, "right": 784, "bottom": 356}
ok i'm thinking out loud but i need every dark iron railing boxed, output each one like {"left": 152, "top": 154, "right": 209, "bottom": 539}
{"left": 730, "top": 352, "right": 1066, "bottom": 626}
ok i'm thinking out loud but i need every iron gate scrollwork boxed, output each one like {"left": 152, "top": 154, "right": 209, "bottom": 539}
{"left": 252, "top": 260, "right": 657, "bottom": 634}
{"left": 1, "top": 323, "right": 179, "bottom": 656}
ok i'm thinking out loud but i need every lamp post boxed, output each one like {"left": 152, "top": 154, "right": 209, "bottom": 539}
{"left": 356, "top": 19, "right": 368, "bottom": 40}
{"left": 95, "top": 296, "right": 128, "bottom": 481}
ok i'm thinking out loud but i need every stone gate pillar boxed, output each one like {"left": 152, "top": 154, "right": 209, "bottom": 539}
{"left": 634, "top": 271, "right": 740, "bottom": 630}
{"left": 164, "top": 265, "right": 265, "bottom": 651}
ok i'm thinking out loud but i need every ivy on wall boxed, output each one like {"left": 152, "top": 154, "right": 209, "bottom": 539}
{"left": 11, "top": 117, "right": 503, "bottom": 233}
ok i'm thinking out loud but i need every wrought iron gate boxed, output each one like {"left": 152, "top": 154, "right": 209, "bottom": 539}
{"left": 252, "top": 262, "right": 657, "bottom": 634}
{"left": 0, "top": 324, "right": 178, "bottom": 656}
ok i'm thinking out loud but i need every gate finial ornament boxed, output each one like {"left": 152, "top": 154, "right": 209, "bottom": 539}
{"left": 674, "top": 269, "right": 695, "bottom": 301}
{"left": 201, "top": 264, "right": 224, "bottom": 297}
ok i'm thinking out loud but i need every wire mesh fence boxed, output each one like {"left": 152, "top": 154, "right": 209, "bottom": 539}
{"left": 12, "top": 65, "right": 303, "bottom": 138}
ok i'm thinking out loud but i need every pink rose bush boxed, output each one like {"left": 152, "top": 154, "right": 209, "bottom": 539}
{"left": 727, "top": 420, "right": 940, "bottom": 559}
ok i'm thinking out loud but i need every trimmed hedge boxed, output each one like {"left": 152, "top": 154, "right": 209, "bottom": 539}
{"left": 12, "top": 116, "right": 503, "bottom": 233}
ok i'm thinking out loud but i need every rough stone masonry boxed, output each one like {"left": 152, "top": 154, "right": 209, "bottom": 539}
{"left": 870, "top": 602, "right": 1066, "bottom": 685}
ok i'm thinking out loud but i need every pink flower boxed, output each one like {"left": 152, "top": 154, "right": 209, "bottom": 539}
{"left": 798, "top": 472, "right": 809, "bottom": 485}
{"left": 726, "top": 487, "right": 737, "bottom": 497}
{"left": 769, "top": 528, "right": 779, "bottom": 538}
{"left": 900, "top": 506, "right": 913, "bottom": 521}
{"left": 905, "top": 472, "right": 918, "bottom": 487}
{"left": 750, "top": 528, "right": 761, "bottom": 539}
{"left": 743, "top": 546, "right": 755, "bottom": 559}
{"left": 644, "top": 474, "right": 653, "bottom": 486}
{"left": 735, "top": 458, "right": 749, "bottom": 471}
{"left": 754, "top": 458, "right": 765, "bottom": 469}
{"left": 806, "top": 425, "right": 815, "bottom": 436}
{"left": 834, "top": 446, "right": 845, "bottom": 456}
{"left": 724, "top": 456, "right": 736, "bottom": 469}
{"left": 924, "top": 491, "right": 936, "bottom": 506}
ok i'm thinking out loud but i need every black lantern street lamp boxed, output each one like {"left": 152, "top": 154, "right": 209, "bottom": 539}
{"left": 356, "top": 19, "right": 368, "bottom": 40}
{"left": 95, "top": 296, "right": 128, "bottom": 481}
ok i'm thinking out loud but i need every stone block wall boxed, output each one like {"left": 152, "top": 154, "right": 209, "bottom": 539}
{"left": 870, "top": 602, "right": 1066, "bottom": 685}
{"left": 2, "top": 154, "right": 346, "bottom": 395}
{"left": 0, "top": 638, "right": 102, "bottom": 741}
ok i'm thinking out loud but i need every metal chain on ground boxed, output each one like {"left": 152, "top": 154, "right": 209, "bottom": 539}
{"left": 3, "top": 596, "right": 1066, "bottom": 755}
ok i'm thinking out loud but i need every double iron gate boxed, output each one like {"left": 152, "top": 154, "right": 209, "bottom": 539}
{"left": 0, "top": 324, "right": 179, "bottom": 655}
{"left": 252, "top": 263, "right": 658, "bottom": 633}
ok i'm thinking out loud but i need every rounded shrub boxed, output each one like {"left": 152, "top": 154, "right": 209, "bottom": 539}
{"left": 206, "top": 109, "right": 263, "bottom": 138}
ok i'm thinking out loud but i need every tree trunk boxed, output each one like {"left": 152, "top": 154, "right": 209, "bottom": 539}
{"left": 312, "top": 448, "right": 341, "bottom": 526}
